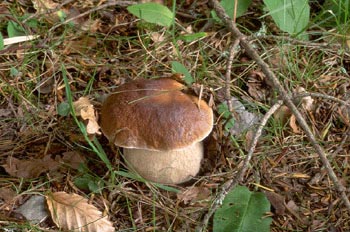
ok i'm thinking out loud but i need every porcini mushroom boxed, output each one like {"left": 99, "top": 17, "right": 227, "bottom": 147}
{"left": 100, "top": 78, "right": 213, "bottom": 184}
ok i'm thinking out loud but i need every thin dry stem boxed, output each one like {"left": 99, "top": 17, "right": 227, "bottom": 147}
{"left": 224, "top": 39, "right": 240, "bottom": 113}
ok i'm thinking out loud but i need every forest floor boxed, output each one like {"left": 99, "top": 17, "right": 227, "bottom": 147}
{"left": 0, "top": 0, "right": 350, "bottom": 231}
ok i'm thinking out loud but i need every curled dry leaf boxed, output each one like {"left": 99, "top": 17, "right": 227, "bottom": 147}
{"left": 46, "top": 192, "right": 114, "bottom": 232}
{"left": 296, "top": 87, "right": 314, "bottom": 111}
{"left": 289, "top": 115, "right": 301, "bottom": 134}
{"left": 73, "top": 97, "right": 101, "bottom": 135}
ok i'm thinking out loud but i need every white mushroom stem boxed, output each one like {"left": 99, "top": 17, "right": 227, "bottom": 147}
{"left": 123, "top": 142, "right": 203, "bottom": 184}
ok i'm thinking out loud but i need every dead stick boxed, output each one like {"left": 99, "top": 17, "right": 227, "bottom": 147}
{"left": 224, "top": 39, "right": 240, "bottom": 113}
{"left": 209, "top": 0, "right": 350, "bottom": 218}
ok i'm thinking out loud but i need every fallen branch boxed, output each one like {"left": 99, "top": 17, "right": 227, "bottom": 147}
{"left": 198, "top": 0, "right": 350, "bottom": 230}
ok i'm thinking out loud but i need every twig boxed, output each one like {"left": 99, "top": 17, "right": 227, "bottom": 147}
{"left": 196, "top": 101, "right": 283, "bottom": 231}
{"left": 224, "top": 39, "right": 240, "bottom": 113}
{"left": 206, "top": 0, "right": 350, "bottom": 225}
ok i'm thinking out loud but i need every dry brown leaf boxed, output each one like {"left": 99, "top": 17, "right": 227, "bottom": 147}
{"left": 0, "top": 187, "right": 16, "bottom": 204}
{"left": 274, "top": 105, "right": 291, "bottom": 125}
{"left": 73, "top": 97, "right": 101, "bottom": 135}
{"left": 264, "top": 191, "right": 285, "bottom": 215}
{"left": 2, "top": 156, "right": 60, "bottom": 178}
{"left": 32, "top": 0, "right": 59, "bottom": 13}
{"left": 289, "top": 115, "right": 301, "bottom": 134}
{"left": 46, "top": 192, "right": 114, "bottom": 232}
{"left": 247, "top": 70, "right": 269, "bottom": 101}
{"left": 0, "top": 108, "right": 12, "bottom": 117}
{"left": 63, "top": 37, "right": 98, "bottom": 55}
{"left": 150, "top": 32, "right": 165, "bottom": 43}
{"left": 177, "top": 187, "right": 211, "bottom": 204}
{"left": 296, "top": 87, "right": 314, "bottom": 111}
{"left": 61, "top": 151, "right": 86, "bottom": 169}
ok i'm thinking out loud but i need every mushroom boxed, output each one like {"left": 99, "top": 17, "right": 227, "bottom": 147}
{"left": 100, "top": 78, "right": 213, "bottom": 184}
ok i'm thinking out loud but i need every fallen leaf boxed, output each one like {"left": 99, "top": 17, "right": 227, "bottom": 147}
{"left": 61, "top": 151, "right": 86, "bottom": 169}
{"left": 63, "top": 37, "right": 98, "bottom": 55}
{"left": 289, "top": 115, "right": 300, "bottom": 134}
{"left": 73, "top": 97, "right": 101, "bottom": 135}
{"left": 264, "top": 191, "right": 285, "bottom": 215}
{"left": 0, "top": 108, "right": 12, "bottom": 117}
{"left": 46, "top": 192, "right": 114, "bottom": 232}
{"left": 247, "top": 70, "right": 269, "bottom": 101}
{"left": 36, "top": 76, "right": 55, "bottom": 94}
{"left": 150, "top": 32, "right": 165, "bottom": 43}
{"left": 3, "top": 156, "right": 60, "bottom": 178}
{"left": 32, "top": 0, "right": 58, "bottom": 14}
{"left": 0, "top": 187, "right": 16, "bottom": 204}
{"left": 177, "top": 187, "right": 211, "bottom": 204}
{"left": 296, "top": 87, "right": 314, "bottom": 111}
{"left": 274, "top": 105, "right": 291, "bottom": 125}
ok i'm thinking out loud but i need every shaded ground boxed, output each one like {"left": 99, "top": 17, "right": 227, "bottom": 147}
{"left": 0, "top": 0, "right": 350, "bottom": 231}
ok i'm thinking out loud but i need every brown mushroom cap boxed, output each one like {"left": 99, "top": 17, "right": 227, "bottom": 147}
{"left": 100, "top": 78, "right": 213, "bottom": 151}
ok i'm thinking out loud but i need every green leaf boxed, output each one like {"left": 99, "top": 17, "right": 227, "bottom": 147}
{"left": 217, "top": 102, "right": 231, "bottom": 119}
{"left": 74, "top": 174, "right": 104, "bottom": 193}
{"left": 57, "top": 102, "right": 70, "bottom": 116}
{"left": 0, "top": 33, "right": 4, "bottom": 50}
{"left": 127, "top": 3, "right": 174, "bottom": 27}
{"left": 178, "top": 32, "right": 207, "bottom": 42}
{"left": 171, "top": 61, "right": 194, "bottom": 85}
{"left": 224, "top": 118, "right": 235, "bottom": 131}
{"left": 213, "top": 186, "right": 272, "bottom": 232}
{"left": 10, "top": 67, "right": 19, "bottom": 77}
{"left": 217, "top": 102, "right": 235, "bottom": 131}
{"left": 212, "top": 0, "right": 252, "bottom": 21}
{"left": 263, "top": 0, "right": 310, "bottom": 38}
{"left": 7, "top": 21, "right": 26, "bottom": 37}
{"left": 88, "top": 180, "right": 103, "bottom": 193}
{"left": 74, "top": 176, "right": 90, "bottom": 191}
